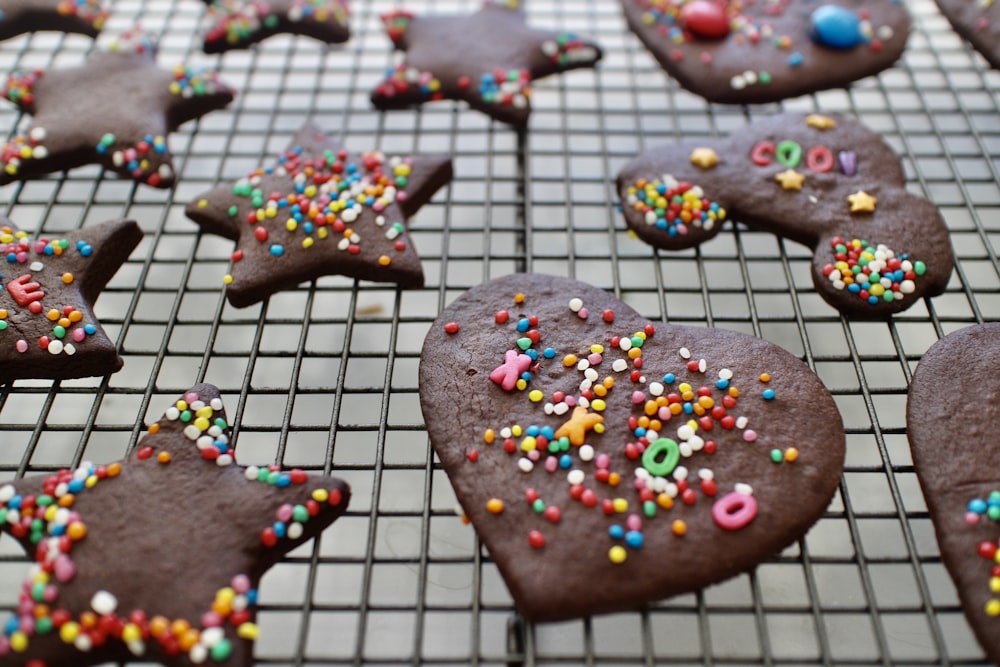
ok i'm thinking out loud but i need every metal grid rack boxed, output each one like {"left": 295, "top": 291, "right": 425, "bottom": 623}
{"left": 1, "top": 0, "right": 998, "bottom": 663}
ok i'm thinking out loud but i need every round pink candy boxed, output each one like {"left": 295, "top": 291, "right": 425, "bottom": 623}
{"left": 72, "top": 327, "right": 86, "bottom": 342}
{"left": 577, "top": 307, "right": 588, "bottom": 319}
{"left": 965, "top": 511, "right": 981, "bottom": 525}
{"left": 588, "top": 353, "right": 602, "bottom": 366}
{"left": 15, "top": 339, "right": 27, "bottom": 353}
{"left": 527, "top": 449, "right": 540, "bottom": 462}
{"left": 658, "top": 406, "right": 671, "bottom": 420}
{"left": 232, "top": 573, "right": 252, "bottom": 594}
{"left": 54, "top": 554, "right": 77, "bottom": 583}
{"left": 544, "top": 456, "right": 558, "bottom": 473}
{"left": 595, "top": 453, "right": 610, "bottom": 469}
{"left": 201, "top": 611, "right": 223, "bottom": 628}
{"left": 626, "top": 513, "right": 642, "bottom": 531}
{"left": 631, "top": 391, "right": 646, "bottom": 405}
{"left": 276, "top": 503, "right": 294, "bottom": 522}
{"left": 742, "top": 429, "right": 758, "bottom": 443}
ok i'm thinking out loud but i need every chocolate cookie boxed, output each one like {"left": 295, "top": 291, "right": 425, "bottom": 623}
{"left": 0, "top": 383, "right": 351, "bottom": 667}
{"left": 0, "top": 216, "right": 142, "bottom": 384}
{"left": 201, "top": 0, "right": 350, "bottom": 53}
{"left": 419, "top": 273, "right": 845, "bottom": 622}
{"left": 0, "top": 29, "right": 235, "bottom": 188}
{"left": 371, "top": 0, "right": 602, "bottom": 126}
{"left": 617, "top": 112, "right": 953, "bottom": 318}
{"left": 934, "top": 0, "right": 1000, "bottom": 69}
{"left": 0, "top": 0, "right": 108, "bottom": 41}
{"left": 185, "top": 122, "right": 452, "bottom": 307}
{"left": 621, "top": 0, "right": 910, "bottom": 104}
{"left": 907, "top": 323, "right": 1000, "bottom": 664}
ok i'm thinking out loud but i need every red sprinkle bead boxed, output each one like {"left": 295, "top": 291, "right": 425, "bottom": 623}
{"left": 444, "top": 321, "right": 460, "bottom": 334}
{"left": 704, "top": 440, "right": 717, "bottom": 455}
{"left": 467, "top": 449, "right": 479, "bottom": 462}
{"left": 528, "top": 530, "right": 545, "bottom": 549}
{"left": 261, "top": 527, "right": 278, "bottom": 547}
{"left": 495, "top": 310, "right": 509, "bottom": 324}
{"left": 681, "top": 488, "right": 698, "bottom": 505}
{"left": 978, "top": 540, "right": 997, "bottom": 560}
{"left": 602, "top": 309, "right": 615, "bottom": 323}
{"left": 543, "top": 506, "right": 561, "bottom": 523}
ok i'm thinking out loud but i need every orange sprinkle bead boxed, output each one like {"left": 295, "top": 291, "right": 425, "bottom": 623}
{"left": 179, "top": 628, "right": 201, "bottom": 651}
{"left": 147, "top": 423, "right": 160, "bottom": 435}
{"left": 58, "top": 494, "right": 75, "bottom": 508}
{"left": 759, "top": 373, "right": 771, "bottom": 383}
{"left": 33, "top": 604, "right": 50, "bottom": 619}
{"left": 378, "top": 255, "right": 391, "bottom": 266}
{"left": 784, "top": 447, "right": 799, "bottom": 462}
{"left": 729, "top": 387, "right": 740, "bottom": 398}
{"left": 637, "top": 416, "right": 650, "bottom": 428}
{"left": 627, "top": 347, "right": 642, "bottom": 359}
{"left": 150, "top": 616, "right": 171, "bottom": 637}
{"left": 486, "top": 498, "right": 504, "bottom": 514}
{"left": 80, "top": 611, "right": 97, "bottom": 628}
{"left": 593, "top": 384, "right": 607, "bottom": 398}
{"left": 602, "top": 376, "right": 614, "bottom": 389}
{"left": 66, "top": 521, "right": 87, "bottom": 541}
{"left": 484, "top": 429, "right": 495, "bottom": 444}
{"left": 57, "top": 317, "right": 70, "bottom": 328}
{"left": 157, "top": 451, "right": 172, "bottom": 464}
{"left": 692, "top": 404, "right": 705, "bottom": 416}
{"left": 46, "top": 309, "right": 60, "bottom": 321}
{"left": 563, "top": 354, "right": 578, "bottom": 367}
{"left": 61, "top": 273, "right": 74, "bottom": 284}
{"left": 171, "top": 619, "right": 191, "bottom": 637}
{"left": 212, "top": 598, "right": 232, "bottom": 616}
{"left": 672, "top": 519, "right": 687, "bottom": 536}
{"left": 106, "top": 462, "right": 122, "bottom": 477}
{"left": 608, "top": 472, "right": 621, "bottom": 487}
{"left": 514, "top": 292, "right": 525, "bottom": 304}
{"left": 644, "top": 400, "right": 657, "bottom": 416}
{"left": 649, "top": 419, "right": 662, "bottom": 431}
{"left": 669, "top": 403, "right": 683, "bottom": 415}
{"left": 657, "top": 493, "right": 674, "bottom": 510}
{"left": 698, "top": 396, "right": 714, "bottom": 409}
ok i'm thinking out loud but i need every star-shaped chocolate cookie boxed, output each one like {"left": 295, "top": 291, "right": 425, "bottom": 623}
{"left": 0, "top": 0, "right": 108, "bottom": 41}
{"left": 0, "top": 215, "right": 142, "bottom": 384}
{"left": 370, "top": 0, "right": 602, "bottom": 126}
{"left": 185, "top": 122, "right": 453, "bottom": 307}
{"left": 0, "top": 29, "right": 235, "bottom": 188}
{"left": 0, "top": 383, "right": 351, "bottom": 667}
{"left": 201, "top": 0, "right": 350, "bottom": 53}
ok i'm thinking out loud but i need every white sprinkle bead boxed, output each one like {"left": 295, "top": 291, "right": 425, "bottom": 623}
{"left": 0, "top": 484, "right": 14, "bottom": 503}
{"left": 543, "top": 403, "right": 554, "bottom": 415}
{"left": 197, "top": 435, "right": 214, "bottom": 450}
{"left": 576, "top": 358, "right": 590, "bottom": 371}
{"left": 75, "top": 634, "right": 93, "bottom": 652}
{"left": 697, "top": 358, "right": 707, "bottom": 373}
{"left": 634, "top": 467, "right": 650, "bottom": 480}
{"left": 210, "top": 398, "right": 223, "bottom": 411}
{"left": 651, "top": 476, "right": 668, "bottom": 493}
{"left": 287, "top": 522, "right": 304, "bottom": 540}
{"left": 165, "top": 407, "right": 180, "bottom": 420}
{"left": 201, "top": 627, "right": 225, "bottom": 647}
{"left": 735, "top": 482, "right": 754, "bottom": 496}
{"left": 679, "top": 347, "right": 691, "bottom": 359}
{"left": 91, "top": 590, "right": 118, "bottom": 615}
{"left": 736, "top": 416, "right": 749, "bottom": 429}
{"left": 30, "top": 261, "right": 44, "bottom": 271}
{"left": 216, "top": 454, "right": 234, "bottom": 467}
{"left": 698, "top": 468, "right": 714, "bottom": 480}
{"left": 567, "top": 469, "right": 585, "bottom": 485}
{"left": 63, "top": 343, "right": 75, "bottom": 355}
{"left": 611, "top": 358, "right": 628, "bottom": 373}
{"left": 553, "top": 402, "right": 570, "bottom": 416}
{"left": 677, "top": 424, "right": 695, "bottom": 441}
{"left": 183, "top": 425, "right": 202, "bottom": 440}
{"left": 47, "top": 340, "right": 64, "bottom": 355}
{"left": 719, "top": 368, "right": 733, "bottom": 380}
{"left": 29, "top": 126, "right": 46, "bottom": 141}
{"left": 500, "top": 427, "right": 512, "bottom": 439}
{"left": 648, "top": 382, "right": 664, "bottom": 396}
{"left": 673, "top": 465, "right": 688, "bottom": 481}
{"left": 518, "top": 457, "right": 534, "bottom": 473}
{"left": 568, "top": 297, "right": 583, "bottom": 312}
{"left": 245, "top": 465, "right": 260, "bottom": 480}
{"left": 189, "top": 644, "right": 208, "bottom": 664}
{"left": 126, "top": 639, "right": 145, "bottom": 656}
{"left": 689, "top": 435, "right": 704, "bottom": 451}
{"left": 619, "top": 337, "right": 632, "bottom": 351}
{"left": 679, "top": 442, "right": 693, "bottom": 457}
{"left": 579, "top": 444, "right": 594, "bottom": 462}
{"left": 584, "top": 368, "right": 599, "bottom": 382}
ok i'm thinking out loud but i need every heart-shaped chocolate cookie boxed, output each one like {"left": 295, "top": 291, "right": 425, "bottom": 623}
{"left": 419, "top": 273, "right": 845, "bottom": 621}
{"left": 907, "top": 323, "right": 1000, "bottom": 664}
{"left": 617, "top": 112, "right": 953, "bottom": 319}
{"left": 621, "top": 0, "right": 910, "bottom": 104}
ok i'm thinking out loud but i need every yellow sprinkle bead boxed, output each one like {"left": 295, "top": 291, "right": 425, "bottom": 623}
{"left": 986, "top": 599, "right": 1000, "bottom": 617}
{"left": 609, "top": 545, "right": 627, "bottom": 564}
{"left": 528, "top": 389, "right": 544, "bottom": 402}
{"left": 612, "top": 497, "right": 628, "bottom": 513}
{"left": 312, "top": 489, "right": 329, "bottom": 503}
{"left": 591, "top": 399, "right": 607, "bottom": 412}
{"left": 60, "top": 621, "right": 80, "bottom": 644}
{"left": 10, "top": 631, "right": 28, "bottom": 652}
{"left": 237, "top": 622, "right": 260, "bottom": 640}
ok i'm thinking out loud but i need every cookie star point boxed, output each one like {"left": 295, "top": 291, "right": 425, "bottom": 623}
{"left": 0, "top": 383, "right": 350, "bottom": 667}
{"left": 371, "top": 0, "right": 602, "bottom": 125}
{"left": 185, "top": 122, "right": 453, "bottom": 307}
{"left": 0, "top": 28, "right": 234, "bottom": 187}
{"left": 0, "top": 0, "right": 108, "bottom": 41}
{"left": 847, "top": 190, "right": 877, "bottom": 213}
{"left": 202, "top": 0, "right": 350, "bottom": 53}
{"left": 774, "top": 168, "right": 805, "bottom": 191}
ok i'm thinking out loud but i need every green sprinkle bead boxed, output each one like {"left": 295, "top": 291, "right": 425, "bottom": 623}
{"left": 770, "top": 449, "right": 783, "bottom": 463}
{"left": 643, "top": 500, "right": 657, "bottom": 518}
{"left": 52, "top": 325, "right": 66, "bottom": 339}
{"left": 532, "top": 499, "right": 545, "bottom": 513}
{"left": 914, "top": 260, "right": 927, "bottom": 276}
{"left": 292, "top": 505, "right": 309, "bottom": 522}
{"left": 516, "top": 337, "right": 532, "bottom": 351}
{"left": 210, "top": 638, "right": 233, "bottom": 662}
{"left": 0, "top": 321, "right": 6, "bottom": 331}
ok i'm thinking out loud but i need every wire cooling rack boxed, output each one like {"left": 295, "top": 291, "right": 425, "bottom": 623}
{"left": 1, "top": 0, "right": 999, "bottom": 663}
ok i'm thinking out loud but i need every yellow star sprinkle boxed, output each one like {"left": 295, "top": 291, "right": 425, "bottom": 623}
{"left": 805, "top": 114, "right": 837, "bottom": 130}
{"left": 774, "top": 169, "right": 805, "bottom": 191}
{"left": 689, "top": 147, "right": 719, "bottom": 169}
{"left": 847, "top": 190, "right": 877, "bottom": 213}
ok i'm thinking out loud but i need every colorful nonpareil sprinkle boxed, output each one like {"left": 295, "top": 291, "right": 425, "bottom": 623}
{"left": 822, "top": 236, "right": 925, "bottom": 306}
{"left": 470, "top": 291, "right": 790, "bottom": 563}
{"left": 623, "top": 176, "right": 726, "bottom": 238}
{"left": 0, "top": 387, "right": 347, "bottom": 665}
{"left": 965, "top": 491, "right": 1000, "bottom": 617}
